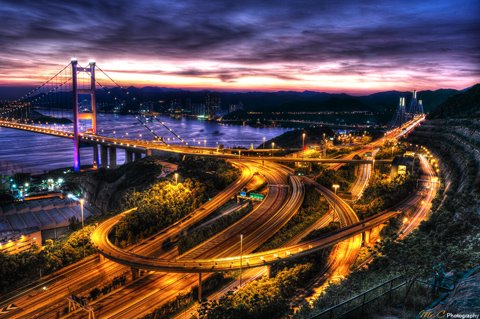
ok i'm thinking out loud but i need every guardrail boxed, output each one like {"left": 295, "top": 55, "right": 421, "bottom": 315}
{"left": 309, "top": 276, "right": 421, "bottom": 319}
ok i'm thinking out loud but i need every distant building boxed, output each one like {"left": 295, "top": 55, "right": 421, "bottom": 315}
{"left": 206, "top": 94, "right": 221, "bottom": 119}
{"left": 229, "top": 102, "right": 244, "bottom": 113}
{"left": 190, "top": 103, "right": 206, "bottom": 116}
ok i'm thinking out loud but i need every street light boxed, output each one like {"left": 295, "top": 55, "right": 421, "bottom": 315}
{"left": 174, "top": 173, "right": 179, "bottom": 185}
{"left": 302, "top": 132, "right": 306, "bottom": 162}
{"left": 79, "top": 198, "right": 85, "bottom": 257}
{"left": 239, "top": 234, "right": 243, "bottom": 288}
{"left": 332, "top": 184, "right": 340, "bottom": 194}
{"left": 263, "top": 137, "right": 266, "bottom": 149}
{"left": 204, "top": 139, "right": 207, "bottom": 148}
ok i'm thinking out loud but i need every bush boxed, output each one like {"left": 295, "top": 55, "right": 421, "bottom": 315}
{"left": 177, "top": 202, "right": 253, "bottom": 254}
{"left": 113, "top": 179, "right": 206, "bottom": 246}
{"left": 197, "top": 263, "right": 320, "bottom": 319}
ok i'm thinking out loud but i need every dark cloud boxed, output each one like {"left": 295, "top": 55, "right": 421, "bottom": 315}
{"left": 0, "top": 0, "right": 478, "bottom": 89}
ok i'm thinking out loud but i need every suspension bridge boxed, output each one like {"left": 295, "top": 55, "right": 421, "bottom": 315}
{"left": 0, "top": 59, "right": 394, "bottom": 171}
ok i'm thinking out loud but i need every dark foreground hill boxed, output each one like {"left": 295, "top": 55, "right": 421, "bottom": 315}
{"left": 428, "top": 83, "right": 480, "bottom": 119}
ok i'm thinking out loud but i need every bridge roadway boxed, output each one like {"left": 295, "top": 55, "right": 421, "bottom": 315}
{"left": 0, "top": 119, "right": 391, "bottom": 164}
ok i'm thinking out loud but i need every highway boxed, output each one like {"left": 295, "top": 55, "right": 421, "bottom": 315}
{"left": 88, "top": 174, "right": 369, "bottom": 273}
{"left": 0, "top": 116, "right": 426, "bottom": 318}
{"left": 0, "top": 160, "right": 256, "bottom": 319}
{"left": 398, "top": 154, "right": 438, "bottom": 239}
{"left": 71, "top": 161, "right": 304, "bottom": 319}
{"left": 11, "top": 161, "right": 298, "bottom": 318}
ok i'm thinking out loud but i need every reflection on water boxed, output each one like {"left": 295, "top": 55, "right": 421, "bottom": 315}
{"left": 0, "top": 114, "right": 288, "bottom": 175}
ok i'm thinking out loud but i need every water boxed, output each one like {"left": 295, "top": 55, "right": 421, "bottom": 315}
{"left": 0, "top": 114, "right": 289, "bottom": 175}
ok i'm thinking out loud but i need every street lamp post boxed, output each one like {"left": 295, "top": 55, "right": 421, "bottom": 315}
{"left": 79, "top": 198, "right": 85, "bottom": 258}
{"left": 204, "top": 139, "right": 207, "bottom": 148}
{"left": 263, "top": 137, "right": 266, "bottom": 149}
{"left": 174, "top": 173, "right": 179, "bottom": 185}
{"left": 271, "top": 142, "right": 275, "bottom": 157}
{"left": 302, "top": 132, "right": 306, "bottom": 162}
{"left": 331, "top": 185, "right": 339, "bottom": 223}
{"left": 239, "top": 234, "right": 243, "bottom": 288}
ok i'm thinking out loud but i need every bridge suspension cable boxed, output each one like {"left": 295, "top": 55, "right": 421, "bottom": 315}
{"left": 0, "top": 63, "right": 73, "bottom": 123}
{"left": 13, "top": 63, "right": 71, "bottom": 103}
{"left": 135, "top": 116, "right": 168, "bottom": 145}
{"left": 94, "top": 64, "right": 189, "bottom": 145}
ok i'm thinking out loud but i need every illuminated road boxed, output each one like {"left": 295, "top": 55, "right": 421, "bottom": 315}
{"left": 0, "top": 119, "right": 391, "bottom": 164}
{"left": 0, "top": 116, "right": 425, "bottom": 318}
{"left": 398, "top": 154, "right": 438, "bottom": 239}
{"left": 0, "top": 160, "right": 256, "bottom": 319}
{"left": 73, "top": 161, "right": 303, "bottom": 319}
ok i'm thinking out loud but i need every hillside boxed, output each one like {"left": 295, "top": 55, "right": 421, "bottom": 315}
{"left": 98, "top": 87, "right": 458, "bottom": 114}
{"left": 294, "top": 86, "right": 480, "bottom": 318}
{"left": 428, "top": 84, "right": 480, "bottom": 119}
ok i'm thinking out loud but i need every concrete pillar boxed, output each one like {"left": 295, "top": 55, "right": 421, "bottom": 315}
{"left": 109, "top": 147, "right": 117, "bottom": 169}
{"left": 362, "top": 230, "right": 370, "bottom": 247}
{"left": 146, "top": 149, "right": 153, "bottom": 157}
{"left": 125, "top": 150, "right": 133, "bottom": 164}
{"left": 93, "top": 144, "right": 99, "bottom": 168}
{"left": 198, "top": 273, "right": 203, "bottom": 302}
{"left": 100, "top": 145, "right": 108, "bottom": 168}
{"left": 266, "top": 265, "right": 272, "bottom": 278}
{"left": 131, "top": 267, "right": 140, "bottom": 280}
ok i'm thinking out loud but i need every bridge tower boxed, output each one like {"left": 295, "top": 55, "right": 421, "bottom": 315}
{"left": 391, "top": 96, "right": 406, "bottom": 127}
{"left": 71, "top": 58, "right": 97, "bottom": 172}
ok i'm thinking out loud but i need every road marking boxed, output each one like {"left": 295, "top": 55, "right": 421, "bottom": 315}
{"left": 0, "top": 303, "right": 19, "bottom": 315}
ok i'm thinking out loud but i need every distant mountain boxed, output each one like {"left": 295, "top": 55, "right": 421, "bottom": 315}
{"left": 429, "top": 84, "right": 480, "bottom": 119}
{"left": 0, "top": 86, "right": 35, "bottom": 99}
{"left": 94, "top": 87, "right": 460, "bottom": 114}
{"left": 0, "top": 85, "right": 461, "bottom": 115}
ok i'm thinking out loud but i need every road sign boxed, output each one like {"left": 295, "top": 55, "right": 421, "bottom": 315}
{"left": 249, "top": 192, "right": 264, "bottom": 200}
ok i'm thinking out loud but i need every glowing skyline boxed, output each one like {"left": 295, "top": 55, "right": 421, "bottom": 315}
{"left": 0, "top": 0, "right": 478, "bottom": 93}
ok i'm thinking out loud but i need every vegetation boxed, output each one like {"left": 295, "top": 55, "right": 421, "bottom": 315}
{"left": 112, "top": 157, "right": 239, "bottom": 246}
{"left": 197, "top": 253, "right": 331, "bottom": 319}
{"left": 177, "top": 202, "right": 253, "bottom": 254}
{"left": 88, "top": 274, "right": 127, "bottom": 301}
{"left": 260, "top": 127, "right": 334, "bottom": 149}
{"left": 375, "top": 140, "right": 408, "bottom": 159}
{"left": 429, "top": 83, "right": 480, "bottom": 119}
{"left": 315, "top": 164, "right": 356, "bottom": 191}
{"left": 177, "top": 157, "right": 240, "bottom": 198}
{"left": 0, "top": 226, "right": 96, "bottom": 293}
{"left": 257, "top": 185, "right": 329, "bottom": 251}
{"left": 113, "top": 179, "right": 206, "bottom": 246}
{"left": 295, "top": 88, "right": 480, "bottom": 318}
{"left": 70, "top": 157, "right": 166, "bottom": 212}
{"left": 353, "top": 173, "right": 416, "bottom": 219}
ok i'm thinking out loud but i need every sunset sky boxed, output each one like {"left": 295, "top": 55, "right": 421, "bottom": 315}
{"left": 0, "top": 0, "right": 478, "bottom": 93}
